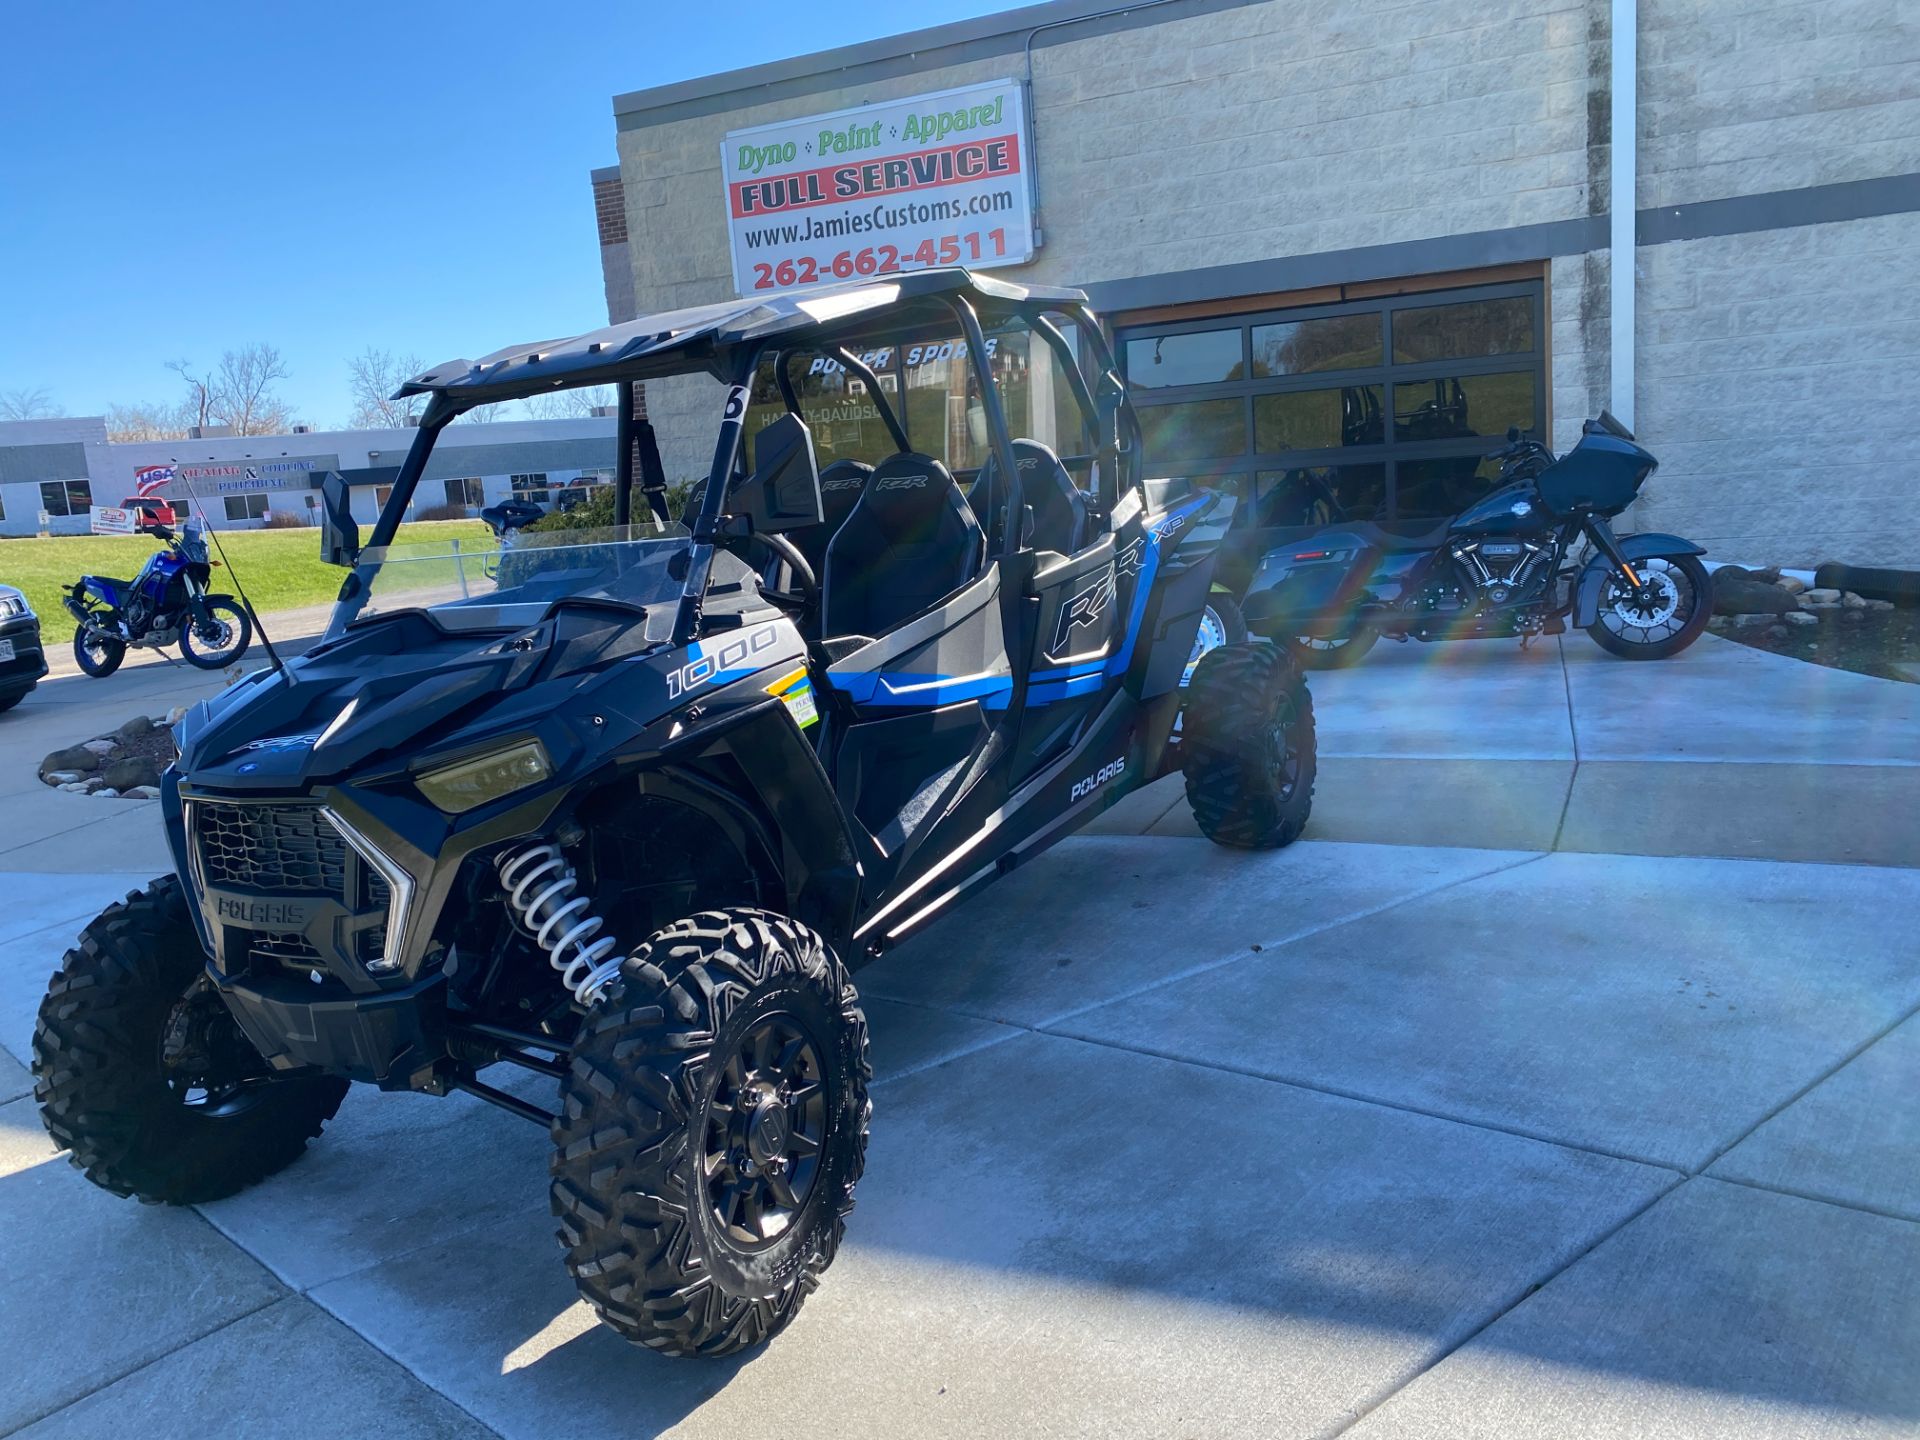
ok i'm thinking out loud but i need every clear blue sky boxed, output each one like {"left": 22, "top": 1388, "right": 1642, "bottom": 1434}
{"left": 0, "top": 0, "right": 1012, "bottom": 428}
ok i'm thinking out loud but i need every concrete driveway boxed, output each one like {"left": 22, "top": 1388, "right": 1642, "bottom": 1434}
{"left": 0, "top": 635, "right": 1914, "bottom": 1438}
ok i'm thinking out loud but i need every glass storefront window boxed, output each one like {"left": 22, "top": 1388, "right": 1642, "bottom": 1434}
{"left": 1394, "top": 455, "right": 1506, "bottom": 518}
{"left": 1125, "top": 329, "right": 1244, "bottom": 389}
{"left": 1250, "top": 313, "right": 1382, "bottom": 377}
{"left": 1254, "top": 385, "right": 1383, "bottom": 453}
{"left": 1255, "top": 464, "right": 1387, "bottom": 528}
{"left": 1392, "top": 372, "right": 1534, "bottom": 442}
{"left": 1391, "top": 296, "right": 1534, "bottom": 364}
{"left": 1137, "top": 399, "right": 1247, "bottom": 464}
{"left": 747, "top": 353, "right": 902, "bottom": 470}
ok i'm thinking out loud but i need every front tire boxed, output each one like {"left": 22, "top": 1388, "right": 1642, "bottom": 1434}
{"left": 73, "top": 627, "right": 126, "bottom": 678}
{"left": 32, "top": 876, "right": 349, "bottom": 1204}
{"left": 1586, "top": 554, "right": 1710, "bottom": 660}
{"left": 552, "top": 908, "right": 871, "bottom": 1358}
{"left": 1183, "top": 642, "right": 1317, "bottom": 848}
{"left": 180, "top": 598, "right": 252, "bottom": 669}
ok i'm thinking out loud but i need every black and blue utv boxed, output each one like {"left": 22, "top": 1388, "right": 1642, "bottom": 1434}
{"left": 32, "top": 270, "right": 1315, "bottom": 1357}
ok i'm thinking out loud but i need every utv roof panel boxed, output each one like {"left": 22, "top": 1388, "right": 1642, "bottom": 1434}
{"left": 398, "top": 269, "right": 1089, "bottom": 408}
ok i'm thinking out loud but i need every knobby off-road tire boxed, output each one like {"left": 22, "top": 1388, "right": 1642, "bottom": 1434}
{"left": 1183, "top": 641, "right": 1317, "bottom": 849}
{"left": 552, "top": 908, "right": 872, "bottom": 1358}
{"left": 33, "top": 876, "right": 349, "bottom": 1204}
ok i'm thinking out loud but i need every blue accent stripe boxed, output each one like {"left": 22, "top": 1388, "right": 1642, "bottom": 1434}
{"left": 1105, "top": 495, "right": 1208, "bottom": 679}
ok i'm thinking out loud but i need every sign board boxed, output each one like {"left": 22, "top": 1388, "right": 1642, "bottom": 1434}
{"left": 90, "top": 506, "right": 138, "bottom": 535}
{"left": 722, "top": 78, "right": 1035, "bottom": 297}
{"left": 175, "top": 457, "right": 326, "bottom": 491}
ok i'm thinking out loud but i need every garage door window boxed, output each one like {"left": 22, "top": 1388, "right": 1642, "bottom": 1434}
{"left": 1119, "top": 281, "right": 1545, "bottom": 527}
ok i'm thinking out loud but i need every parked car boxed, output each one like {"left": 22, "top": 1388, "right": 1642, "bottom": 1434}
{"left": 0, "top": 582, "right": 49, "bottom": 712}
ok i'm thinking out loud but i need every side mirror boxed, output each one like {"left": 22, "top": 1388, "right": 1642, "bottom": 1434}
{"left": 319, "top": 472, "right": 360, "bottom": 567}
{"left": 731, "top": 413, "right": 823, "bottom": 533}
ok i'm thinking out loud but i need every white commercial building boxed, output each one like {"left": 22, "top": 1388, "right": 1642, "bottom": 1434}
{"left": 0, "top": 415, "right": 618, "bottom": 538}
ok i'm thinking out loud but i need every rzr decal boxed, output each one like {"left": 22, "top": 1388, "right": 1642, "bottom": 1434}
{"left": 1114, "top": 534, "right": 1147, "bottom": 579}
{"left": 875, "top": 473, "right": 929, "bottom": 491}
{"left": 1048, "top": 563, "right": 1118, "bottom": 659}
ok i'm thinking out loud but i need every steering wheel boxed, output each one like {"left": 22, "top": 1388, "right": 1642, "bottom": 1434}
{"left": 730, "top": 530, "right": 819, "bottom": 618}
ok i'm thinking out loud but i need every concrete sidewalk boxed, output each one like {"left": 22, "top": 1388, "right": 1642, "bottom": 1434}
{"left": 1, "top": 839, "right": 1914, "bottom": 1438}
{"left": 1095, "top": 633, "right": 1920, "bottom": 866}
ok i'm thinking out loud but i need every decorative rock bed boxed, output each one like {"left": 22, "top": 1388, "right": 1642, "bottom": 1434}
{"left": 40, "top": 708, "right": 186, "bottom": 798}
{"left": 1708, "top": 564, "right": 1916, "bottom": 680}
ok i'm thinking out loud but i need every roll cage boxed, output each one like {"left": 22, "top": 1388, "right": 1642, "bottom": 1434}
{"left": 333, "top": 269, "right": 1144, "bottom": 645}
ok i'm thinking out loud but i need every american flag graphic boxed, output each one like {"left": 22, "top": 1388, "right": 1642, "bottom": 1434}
{"left": 133, "top": 464, "right": 175, "bottom": 497}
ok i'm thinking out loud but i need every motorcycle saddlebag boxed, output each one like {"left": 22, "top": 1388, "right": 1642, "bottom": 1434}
{"left": 1240, "top": 538, "right": 1381, "bottom": 629}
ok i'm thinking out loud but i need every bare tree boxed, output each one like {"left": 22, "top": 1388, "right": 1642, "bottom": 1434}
{"left": 523, "top": 385, "right": 616, "bottom": 420}
{"left": 105, "top": 400, "right": 193, "bottom": 442}
{"left": 207, "top": 344, "right": 296, "bottom": 435}
{"left": 346, "top": 348, "right": 427, "bottom": 429}
{"left": 458, "top": 401, "right": 511, "bottom": 424}
{"left": 165, "top": 359, "right": 212, "bottom": 432}
{"left": 0, "top": 386, "right": 63, "bottom": 420}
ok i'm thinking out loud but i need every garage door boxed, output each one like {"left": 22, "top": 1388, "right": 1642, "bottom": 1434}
{"left": 1116, "top": 280, "right": 1546, "bottom": 588}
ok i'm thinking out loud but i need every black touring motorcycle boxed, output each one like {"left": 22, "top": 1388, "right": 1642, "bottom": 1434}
{"left": 1241, "top": 414, "right": 1710, "bottom": 667}
{"left": 33, "top": 271, "right": 1315, "bottom": 1358}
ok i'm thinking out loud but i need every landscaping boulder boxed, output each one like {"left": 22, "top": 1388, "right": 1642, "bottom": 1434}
{"left": 1842, "top": 591, "right": 1867, "bottom": 608}
{"left": 126, "top": 785, "right": 163, "bottom": 800}
{"left": 81, "top": 739, "right": 118, "bottom": 757}
{"left": 1713, "top": 572, "right": 1798, "bottom": 616}
{"left": 1782, "top": 610, "right": 1818, "bottom": 626}
{"left": 1774, "top": 575, "right": 1808, "bottom": 595}
{"left": 1841, "top": 608, "right": 1867, "bottom": 624}
{"left": 1748, "top": 566, "right": 1782, "bottom": 584}
{"left": 40, "top": 745, "right": 100, "bottom": 777}
{"left": 114, "top": 715, "right": 155, "bottom": 744}
{"left": 1803, "top": 587, "right": 1842, "bottom": 605}
{"left": 101, "top": 757, "right": 165, "bottom": 792}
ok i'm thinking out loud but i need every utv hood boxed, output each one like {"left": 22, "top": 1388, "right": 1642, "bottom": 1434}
{"left": 176, "top": 606, "right": 665, "bottom": 791}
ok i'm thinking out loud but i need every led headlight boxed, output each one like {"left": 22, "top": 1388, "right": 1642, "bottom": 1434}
{"left": 416, "top": 738, "right": 552, "bottom": 814}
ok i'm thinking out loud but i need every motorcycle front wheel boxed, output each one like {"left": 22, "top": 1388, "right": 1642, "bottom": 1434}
{"left": 179, "top": 599, "right": 253, "bottom": 669}
{"left": 1586, "top": 554, "right": 1711, "bottom": 660}
{"left": 73, "top": 627, "right": 126, "bottom": 678}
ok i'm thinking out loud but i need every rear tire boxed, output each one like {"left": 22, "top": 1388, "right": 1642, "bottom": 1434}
{"left": 1182, "top": 594, "right": 1247, "bottom": 688}
{"left": 552, "top": 908, "right": 871, "bottom": 1358}
{"left": 33, "top": 876, "right": 348, "bottom": 1204}
{"left": 1183, "top": 642, "right": 1317, "bottom": 849}
{"left": 1288, "top": 625, "right": 1379, "bottom": 670}
{"left": 73, "top": 627, "right": 126, "bottom": 678}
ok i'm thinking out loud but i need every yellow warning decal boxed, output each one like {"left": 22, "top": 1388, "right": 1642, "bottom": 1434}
{"left": 765, "top": 667, "right": 819, "bottom": 728}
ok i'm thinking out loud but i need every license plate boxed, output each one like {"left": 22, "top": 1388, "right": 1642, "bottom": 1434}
{"left": 0, "top": 639, "right": 14, "bottom": 662}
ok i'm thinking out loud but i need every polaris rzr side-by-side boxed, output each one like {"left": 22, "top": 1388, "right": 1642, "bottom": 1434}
{"left": 32, "top": 270, "right": 1316, "bottom": 1357}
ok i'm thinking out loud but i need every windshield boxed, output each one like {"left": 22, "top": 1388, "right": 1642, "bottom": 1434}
{"left": 344, "top": 522, "right": 692, "bottom": 639}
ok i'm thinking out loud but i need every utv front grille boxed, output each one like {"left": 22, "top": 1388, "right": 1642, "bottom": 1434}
{"left": 194, "top": 801, "right": 348, "bottom": 893}
{"left": 188, "top": 799, "right": 408, "bottom": 976}
{"left": 248, "top": 930, "right": 324, "bottom": 971}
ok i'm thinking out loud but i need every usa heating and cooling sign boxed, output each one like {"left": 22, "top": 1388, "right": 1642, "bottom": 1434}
{"left": 723, "top": 79, "right": 1036, "bottom": 296}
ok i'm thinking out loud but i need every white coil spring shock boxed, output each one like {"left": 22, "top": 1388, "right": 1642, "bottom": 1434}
{"left": 496, "top": 842, "right": 625, "bottom": 1006}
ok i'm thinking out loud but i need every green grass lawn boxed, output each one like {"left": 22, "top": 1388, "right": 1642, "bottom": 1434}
{"left": 0, "top": 520, "right": 492, "bottom": 646}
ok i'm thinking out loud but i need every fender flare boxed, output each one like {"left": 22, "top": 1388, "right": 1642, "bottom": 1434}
{"left": 1573, "top": 533, "right": 1706, "bottom": 627}
{"left": 653, "top": 702, "right": 863, "bottom": 953}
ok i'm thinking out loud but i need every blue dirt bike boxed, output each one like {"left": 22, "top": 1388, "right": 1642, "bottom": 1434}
{"left": 63, "top": 518, "right": 252, "bottom": 677}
